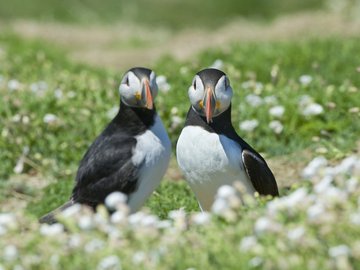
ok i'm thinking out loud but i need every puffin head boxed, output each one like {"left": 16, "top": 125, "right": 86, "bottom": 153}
{"left": 119, "top": 67, "right": 158, "bottom": 110}
{"left": 188, "top": 68, "right": 233, "bottom": 123}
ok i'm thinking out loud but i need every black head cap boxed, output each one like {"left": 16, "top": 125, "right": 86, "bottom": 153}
{"left": 128, "top": 67, "right": 152, "bottom": 80}
{"left": 196, "top": 68, "right": 226, "bottom": 87}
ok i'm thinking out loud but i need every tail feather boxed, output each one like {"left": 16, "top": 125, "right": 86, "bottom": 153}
{"left": 39, "top": 200, "right": 75, "bottom": 224}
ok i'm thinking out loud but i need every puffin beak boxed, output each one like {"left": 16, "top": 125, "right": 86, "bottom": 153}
{"left": 143, "top": 79, "right": 153, "bottom": 110}
{"left": 204, "top": 86, "right": 216, "bottom": 123}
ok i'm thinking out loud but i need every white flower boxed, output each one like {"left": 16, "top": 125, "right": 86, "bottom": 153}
{"left": 3, "top": 245, "right": 18, "bottom": 261}
{"left": 239, "top": 119, "right": 259, "bottom": 132}
{"left": 245, "top": 94, "right": 263, "bottom": 107}
{"left": 54, "top": 88, "right": 63, "bottom": 99}
{"left": 264, "top": 96, "right": 278, "bottom": 105}
{"left": 171, "top": 115, "right": 183, "bottom": 129}
{"left": 335, "top": 155, "right": 358, "bottom": 174}
{"left": 156, "top": 75, "right": 171, "bottom": 93}
{"left": 239, "top": 236, "right": 258, "bottom": 251}
{"left": 168, "top": 209, "right": 186, "bottom": 220}
{"left": 85, "top": 239, "right": 104, "bottom": 253}
{"left": 30, "top": 81, "right": 48, "bottom": 95}
{"left": 40, "top": 223, "right": 64, "bottom": 236}
{"left": 216, "top": 185, "right": 237, "bottom": 199}
{"left": 269, "top": 106, "right": 285, "bottom": 118}
{"left": 78, "top": 216, "right": 94, "bottom": 230}
{"left": 307, "top": 203, "right": 325, "bottom": 220}
{"left": 302, "top": 156, "right": 328, "bottom": 178}
{"left": 61, "top": 203, "right": 81, "bottom": 218}
{"left": 8, "top": 79, "right": 20, "bottom": 91}
{"left": 157, "top": 220, "right": 172, "bottom": 229}
{"left": 298, "top": 95, "right": 313, "bottom": 107}
{"left": 170, "top": 106, "right": 179, "bottom": 115}
{"left": 254, "top": 216, "right": 281, "bottom": 234}
{"left": 314, "top": 176, "right": 333, "bottom": 193}
{"left": 105, "top": 192, "right": 127, "bottom": 210}
{"left": 97, "top": 255, "right": 121, "bottom": 270}
{"left": 132, "top": 251, "right": 146, "bottom": 265}
{"left": 287, "top": 226, "right": 305, "bottom": 241}
{"left": 210, "top": 59, "right": 224, "bottom": 70}
{"left": 299, "top": 75, "right": 312, "bottom": 85}
{"left": 43, "top": 113, "right": 58, "bottom": 124}
{"left": 0, "top": 213, "right": 16, "bottom": 227}
{"left": 128, "top": 212, "right": 146, "bottom": 226}
{"left": 191, "top": 212, "right": 211, "bottom": 225}
{"left": 283, "top": 187, "right": 308, "bottom": 208}
{"left": 329, "top": 245, "right": 351, "bottom": 258}
{"left": 269, "top": 120, "right": 283, "bottom": 134}
{"left": 107, "top": 106, "right": 118, "bottom": 119}
{"left": 141, "top": 214, "right": 159, "bottom": 227}
{"left": 302, "top": 103, "right": 324, "bottom": 116}
{"left": 211, "top": 198, "right": 230, "bottom": 214}
{"left": 111, "top": 211, "right": 127, "bottom": 224}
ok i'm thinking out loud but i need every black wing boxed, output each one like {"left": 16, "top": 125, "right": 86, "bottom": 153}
{"left": 242, "top": 149, "right": 279, "bottom": 196}
{"left": 71, "top": 125, "right": 140, "bottom": 207}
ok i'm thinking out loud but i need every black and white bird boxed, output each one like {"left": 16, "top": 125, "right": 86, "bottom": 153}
{"left": 40, "top": 67, "right": 171, "bottom": 224}
{"left": 176, "top": 68, "right": 278, "bottom": 211}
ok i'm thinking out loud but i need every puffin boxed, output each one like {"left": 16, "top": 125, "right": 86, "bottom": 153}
{"left": 176, "top": 68, "right": 278, "bottom": 211}
{"left": 40, "top": 67, "right": 171, "bottom": 224}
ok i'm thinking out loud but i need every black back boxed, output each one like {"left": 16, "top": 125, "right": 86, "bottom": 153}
{"left": 71, "top": 101, "right": 156, "bottom": 207}
{"left": 129, "top": 67, "right": 152, "bottom": 80}
{"left": 197, "top": 68, "right": 225, "bottom": 87}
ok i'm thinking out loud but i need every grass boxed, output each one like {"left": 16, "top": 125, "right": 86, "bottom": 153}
{"left": 0, "top": 31, "right": 359, "bottom": 269}
{"left": 0, "top": 0, "right": 326, "bottom": 29}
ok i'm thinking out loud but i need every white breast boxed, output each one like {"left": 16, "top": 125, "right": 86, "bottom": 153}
{"left": 176, "top": 126, "right": 255, "bottom": 210}
{"left": 128, "top": 115, "right": 171, "bottom": 212}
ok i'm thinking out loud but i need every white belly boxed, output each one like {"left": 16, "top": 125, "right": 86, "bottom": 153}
{"left": 128, "top": 115, "right": 171, "bottom": 212}
{"left": 176, "top": 126, "right": 255, "bottom": 210}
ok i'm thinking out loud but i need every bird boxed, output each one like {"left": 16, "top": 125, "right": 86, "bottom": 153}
{"left": 40, "top": 67, "right": 171, "bottom": 224}
{"left": 176, "top": 68, "right": 279, "bottom": 211}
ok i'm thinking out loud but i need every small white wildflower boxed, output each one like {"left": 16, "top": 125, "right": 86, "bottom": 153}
{"left": 269, "top": 120, "right": 284, "bottom": 134}
{"left": 157, "top": 220, "right": 172, "bottom": 229}
{"left": 43, "top": 113, "right": 58, "bottom": 124}
{"left": 14, "top": 157, "right": 25, "bottom": 174}
{"left": 85, "top": 239, "right": 104, "bottom": 253}
{"left": 30, "top": 81, "right": 48, "bottom": 95}
{"left": 249, "top": 257, "right": 263, "bottom": 267}
{"left": 314, "top": 176, "right": 333, "bottom": 193}
{"left": 329, "top": 245, "right": 351, "bottom": 258}
{"left": 107, "top": 106, "right": 118, "bottom": 119}
{"left": 68, "top": 234, "right": 82, "bottom": 248}
{"left": 3, "top": 245, "right": 18, "bottom": 261}
{"left": 245, "top": 94, "right": 263, "bottom": 107}
{"left": 336, "top": 155, "right": 358, "bottom": 174}
{"left": 210, "top": 59, "right": 224, "bottom": 69}
{"left": 171, "top": 115, "right": 183, "bottom": 129}
{"left": 239, "top": 236, "right": 258, "bottom": 251}
{"left": 302, "top": 103, "right": 324, "bottom": 116}
{"left": 110, "top": 211, "right": 127, "bottom": 224}
{"left": 269, "top": 106, "right": 285, "bottom": 118}
{"left": 128, "top": 212, "right": 146, "bottom": 226}
{"left": 170, "top": 106, "right": 179, "bottom": 115}
{"left": 302, "top": 156, "right": 328, "bottom": 178}
{"left": 298, "top": 95, "right": 313, "bottom": 107}
{"left": 78, "top": 216, "right": 94, "bottom": 230}
{"left": 132, "top": 251, "right": 146, "bottom": 265}
{"left": 255, "top": 82, "right": 264, "bottom": 93}
{"left": 8, "top": 79, "right": 20, "bottom": 91}
{"left": 97, "top": 255, "right": 121, "bottom": 270}
{"left": 299, "top": 75, "right": 312, "bottom": 85}
{"left": 254, "top": 216, "right": 281, "bottom": 234}
{"left": 264, "top": 95, "right": 278, "bottom": 105}
{"left": 216, "top": 185, "right": 237, "bottom": 199}
{"left": 54, "top": 88, "right": 63, "bottom": 99}
{"left": 239, "top": 119, "right": 259, "bottom": 132}
{"left": 307, "top": 203, "right": 325, "bottom": 220}
{"left": 105, "top": 192, "right": 127, "bottom": 210}
{"left": 61, "top": 203, "right": 81, "bottom": 218}
{"left": 141, "top": 214, "right": 159, "bottom": 227}
{"left": 191, "top": 212, "right": 211, "bottom": 225}
{"left": 283, "top": 188, "right": 308, "bottom": 208}
{"left": 287, "top": 226, "right": 305, "bottom": 241}
{"left": 211, "top": 198, "right": 230, "bottom": 214}
{"left": 40, "top": 223, "right": 64, "bottom": 236}
{"left": 168, "top": 208, "right": 186, "bottom": 220}
{"left": 350, "top": 213, "right": 360, "bottom": 225}
{"left": 0, "top": 213, "right": 16, "bottom": 226}
{"left": 156, "top": 75, "right": 171, "bottom": 93}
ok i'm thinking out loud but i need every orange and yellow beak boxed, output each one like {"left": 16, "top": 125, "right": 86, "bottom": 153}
{"left": 203, "top": 86, "right": 216, "bottom": 123}
{"left": 143, "top": 79, "right": 153, "bottom": 110}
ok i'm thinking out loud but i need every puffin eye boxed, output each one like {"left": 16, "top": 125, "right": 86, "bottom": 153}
{"left": 125, "top": 76, "right": 129, "bottom": 86}
{"left": 224, "top": 77, "right": 229, "bottom": 88}
{"left": 193, "top": 79, "right": 197, "bottom": 89}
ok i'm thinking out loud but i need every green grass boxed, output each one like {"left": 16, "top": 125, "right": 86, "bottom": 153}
{"left": 0, "top": 0, "right": 326, "bottom": 29}
{"left": 1, "top": 34, "right": 359, "bottom": 218}
{"left": 0, "top": 29, "right": 360, "bottom": 269}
